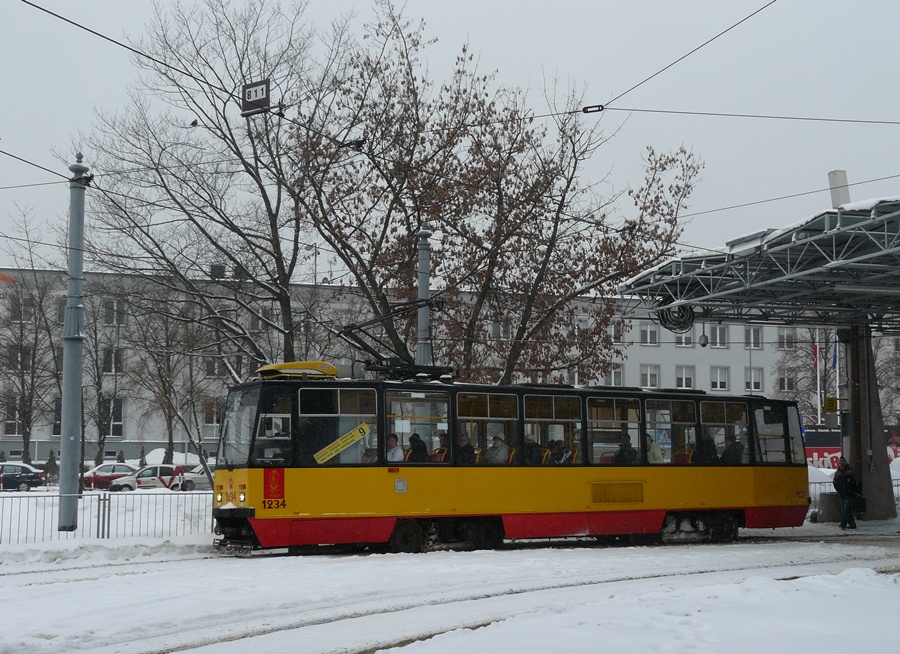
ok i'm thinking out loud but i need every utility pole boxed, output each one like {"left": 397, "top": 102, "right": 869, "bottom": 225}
{"left": 58, "top": 153, "right": 89, "bottom": 531}
{"left": 416, "top": 222, "right": 433, "bottom": 366}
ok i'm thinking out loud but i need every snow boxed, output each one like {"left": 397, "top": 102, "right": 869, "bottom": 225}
{"left": 2, "top": 517, "right": 900, "bottom": 653}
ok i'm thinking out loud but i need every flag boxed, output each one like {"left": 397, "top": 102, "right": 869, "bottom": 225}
{"left": 0, "top": 273, "right": 14, "bottom": 284}
{"left": 813, "top": 343, "right": 818, "bottom": 370}
{"left": 832, "top": 343, "right": 837, "bottom": 369}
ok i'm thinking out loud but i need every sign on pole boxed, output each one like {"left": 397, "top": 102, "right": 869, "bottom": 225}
{"left": 241, "top": 79, "right": 270, "bottom": 117}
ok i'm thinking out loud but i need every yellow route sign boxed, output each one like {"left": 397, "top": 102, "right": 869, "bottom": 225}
{"left": 314, "top": 422, "right": 371, "bottom": 464}
{"left": 824, "top": 397, "right": 838, "bottom": 413}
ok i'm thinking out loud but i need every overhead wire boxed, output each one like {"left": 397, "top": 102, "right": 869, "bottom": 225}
{"left": 10, "top": 0, "right": 899, "bottom": 266}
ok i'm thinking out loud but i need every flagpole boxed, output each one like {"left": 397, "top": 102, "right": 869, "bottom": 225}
{"left": 815, "top": 328, "right": 822, "bottom": 424}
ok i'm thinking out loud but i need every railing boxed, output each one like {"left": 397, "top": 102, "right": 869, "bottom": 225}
{"left": 0, "top": 490, "right": 214, "bottom": 546}
{"left": 3, "top": 481, "right": 899, "bottom": 546}
{"left": 808, "top": 480, "right": 900, "bottom": 509}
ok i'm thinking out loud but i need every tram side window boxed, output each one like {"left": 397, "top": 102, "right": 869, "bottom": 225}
{"left": 524, "top": 395, "right": 581, "bottom": 465}
{"left": 646, "top": 400, "right": 697, "bottom": 464}
{"left": 457, "top": 392, "right": 517, "bottom": 465}
{"left": 587, "top": 397, "right": 640, "bottom": 465}
{"left": 787, "top": 406, "right": 805, "bottom": 464}
{"left": 298, "top": 388, "right": 378, "bottom": 466}
{"left": 387, "top": 390, "right": 450, "bottom": 464}
{"left": 700, "top": 401, "right": 749, "bottom": 465}
{"left": 753, "top": 404, "right": 790, "bottom": 463}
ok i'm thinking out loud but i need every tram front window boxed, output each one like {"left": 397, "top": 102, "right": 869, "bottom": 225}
{"left": 219, "top": 386, "right": 259, "bottom": 467}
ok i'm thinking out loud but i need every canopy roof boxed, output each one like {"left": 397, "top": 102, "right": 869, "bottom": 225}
{"left": 618, "top": 197, "right": 900, "bottom": 331}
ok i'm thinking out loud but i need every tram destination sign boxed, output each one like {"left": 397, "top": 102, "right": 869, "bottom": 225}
{"left": 241, "top": 79, "right": 270, "bottom": 117}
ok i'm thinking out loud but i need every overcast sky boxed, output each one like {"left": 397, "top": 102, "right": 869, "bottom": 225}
{"left": 3, "top": 0, "right": 899, "bottom": 268}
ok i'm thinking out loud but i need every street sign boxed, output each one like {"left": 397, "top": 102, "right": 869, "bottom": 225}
{"left": 241, "top": 79, "right": 270, "bottom": 117}
{"left": 824, "top": 396, "right": 838, "bottom": 413}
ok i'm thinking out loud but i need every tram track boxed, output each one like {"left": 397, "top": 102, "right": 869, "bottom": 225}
{"left": 77, "top": 541, "right": 900, "bottom": 654}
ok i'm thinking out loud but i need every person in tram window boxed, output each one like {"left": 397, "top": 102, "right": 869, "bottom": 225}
{"left": 456, "top": 432, "right": 476, "bottom": 464}
{"left": 719, "top": 433, "right": 744, "bottom": 465}
{"left": 694, "top": 432, "right": 719, "bottom": 464}
{"left": 645, "top": 433, "right": 664, "bottom": 464}
{"left": 547, "top": 440, "right": 563, "bottom": 463}
{"left": 407, "top": 433, "right": 430, "bottom": 462}
{"left": 483, "top": 435, "right": 510, "bottom": 464}
{"left": 612, "top": 433, "right": 638, "bottom": 465}
{"left": 523, "top": 436, "right": 543, "bottom": 464}
{"left": 386, "top": 433, "right": 405, "bottom": 462}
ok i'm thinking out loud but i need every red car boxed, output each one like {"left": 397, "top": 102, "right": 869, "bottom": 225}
{"left": 83, "top": 463, "right": 139, "bottom": 489}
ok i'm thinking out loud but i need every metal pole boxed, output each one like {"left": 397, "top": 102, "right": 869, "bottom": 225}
{"left": 58, "top": 153, "right": 89, "bottom": 531}
{"left": 416, "top": 223, "right": 432, "bottom": 366}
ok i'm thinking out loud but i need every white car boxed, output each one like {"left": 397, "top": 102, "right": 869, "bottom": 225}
{"left": 179, "top": 465, "right": 213, "bottom": 491}
{"left": 109, "top": 464, "right": 183, "bottom": 492}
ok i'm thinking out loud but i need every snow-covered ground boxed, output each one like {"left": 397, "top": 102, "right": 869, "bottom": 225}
{"left": 2, "top": 516, "right": 899, "bottom": 654}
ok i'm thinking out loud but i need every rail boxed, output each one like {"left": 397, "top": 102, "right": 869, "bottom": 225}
{"left": 0, "top": 489, "right": 213, "bottom": 546}
{"left": 2, "top": 481, "right": 898, "bottom": 546}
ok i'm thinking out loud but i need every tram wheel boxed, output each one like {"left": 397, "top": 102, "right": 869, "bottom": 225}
{"left": 709, "top": 512, "right": 739, "bottom": 543}
{"left": 472, "top": 518, "right": 505, "bottom": 550}
{"left": 388, "top": 519, "right": 424, "bottom": 553}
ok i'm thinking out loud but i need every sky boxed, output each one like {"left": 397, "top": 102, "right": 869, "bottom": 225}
{"left": 3, "top": 1, "right": 900, "bottom": 268}
{"left": 2, "top": 514, "right": 900, "bottom": 653}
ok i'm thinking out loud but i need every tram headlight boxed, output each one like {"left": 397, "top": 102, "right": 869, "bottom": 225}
{"left": 239, "top": 492, "right": 246, "bottom": 504}
{"left": 215, "top": 492, "right": 223, "bottom": 503}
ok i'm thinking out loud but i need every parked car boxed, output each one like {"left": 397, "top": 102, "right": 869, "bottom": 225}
{"left": 179, "top": 465, "right": 212, "bottom": 491}
{"left": 109, "top": 464, "right": 184, "bottom": 492}
{"left": 83, "top": 463, "right": 139, "bottom": 489}
{"left": 0, "top": 462, "right": 46, "bottom": 492}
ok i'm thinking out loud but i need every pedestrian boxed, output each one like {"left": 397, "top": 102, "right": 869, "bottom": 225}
{"left": 832, "top": 456, "right": 861, "bottom": 530}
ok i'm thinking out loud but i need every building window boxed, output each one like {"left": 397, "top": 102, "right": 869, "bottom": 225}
{"left": 99, "top": 398, "right": 124, "bottom": 437}
{"left": 491, "top": 317, "right": 512, "bottom": 341}
{"left": 103, "top": 299, "right": 128, "bottom": 326}
{"left": 675, "top": 365, "right": 694, "bottom": 389}
{"left": 9, "top": 296, "right": 35, "bottom": 322}
{"left": 778, "top": 328, "right": 796, "bottom": 350}
{"left": 674, "top": 329, "right": 693, "bottom": 347}
{"left": 205, "top": 356, "right": 229, "bottom": 378}
{"left": 710, "top": 366, "right": 729, "bottom": 391}
{"left": 7, "top": 345, "right": 32, "bottom": 371}
{"left": 604, "top": 365, "right": 623, "bottom": 387}
{"left": 709, "top": 325, "right": 728, "bottom": 348}
{"left": 640, "top": 322, "right": 658, "bottom": 346}
{"left": 744, "top": 326, "right": 763, "bottom": 350}
{"left": 778, "top": 375, "right": 795, "bottom": 391}
{"left": 610, "top": 322, "right": 624, "bottom": 344}
{"left": 744, "top": 367, "right": 763, "bottom": 392}
{"left": 53, "top": 397, "right": 62, "bottom": 436}
{"left": 640, "top": 364, "right": 659, "bottom": 388}
{"left": 4, "top": 398, "right": 21, "bottom": 436}
{"left": 102, "top": 348, "right": 125, "bottom": 374}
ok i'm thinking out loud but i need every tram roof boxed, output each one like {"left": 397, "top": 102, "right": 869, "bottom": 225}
{"left": 617, "top": 197, "right": 900, "bottom": 331}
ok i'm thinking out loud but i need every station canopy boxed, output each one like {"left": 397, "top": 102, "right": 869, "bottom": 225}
{"left": 617, "top": 197, "right": 900, "bottom": 332}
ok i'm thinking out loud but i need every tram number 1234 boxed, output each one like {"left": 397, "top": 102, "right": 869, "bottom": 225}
{"left": 262, "top": 499, "right": 287, "bottom": 509}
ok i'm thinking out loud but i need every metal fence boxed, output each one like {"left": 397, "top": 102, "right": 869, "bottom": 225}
{"left": 808, "top": 480, "right": 900, "bottom": 509}
{"left": 4, "top": 481, "right": 900, "bottom": 546}
{"left": 0, "top": 490, "right": 214, "bottom": 545}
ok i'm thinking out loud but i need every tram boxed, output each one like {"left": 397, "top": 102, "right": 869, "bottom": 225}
{"left": 212, "top": 361, "right": 809, "bottom": 553}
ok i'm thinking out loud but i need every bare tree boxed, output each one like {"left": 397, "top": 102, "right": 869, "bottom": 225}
{"left": 0, "top": 270, "right": 64, "bottom": 464}
{"left": 86, "top": 0, "right": 701, "bottom": 383}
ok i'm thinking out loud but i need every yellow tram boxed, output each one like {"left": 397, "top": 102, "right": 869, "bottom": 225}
{"left": 212, "top": 361, "right": 809, "bottom": 552}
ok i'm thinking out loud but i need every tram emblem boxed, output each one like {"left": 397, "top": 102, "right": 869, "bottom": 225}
{"left": 264, "top": 468, "right": 285, "bottom": 499}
